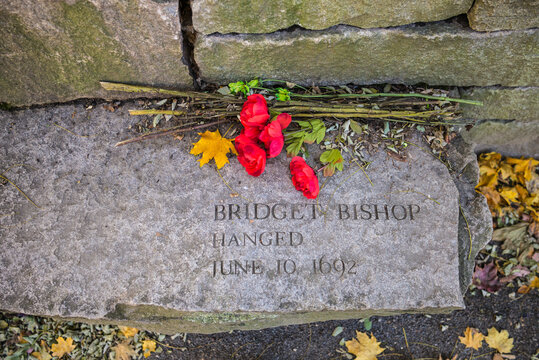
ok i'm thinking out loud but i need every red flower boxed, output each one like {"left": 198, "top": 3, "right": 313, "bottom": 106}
{"left": 235, "top": 134, "right": 266, "bottom": 177}
{"left": 290, "top": 156, "right": 319, "bottom": 199}
{"left": 240, "top": 94, "right": 269, "bottom": 129}
{"left": 258, "top": 113, "right": 292, "bottom": 158}
{"left": 241, "top": 125, "right": 261, "bottom": 141}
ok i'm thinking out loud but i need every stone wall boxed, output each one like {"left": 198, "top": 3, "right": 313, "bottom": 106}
{"left": 0, "top": 0, "right": 537, "bottom": 151}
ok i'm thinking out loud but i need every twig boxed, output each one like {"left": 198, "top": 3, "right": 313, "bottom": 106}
{"left": 115, "top": 119, "right": 229, "bottom": 147}
{"left": 128, "top": 109, "right": 186, "bottom": 116}
{"left": 402, "top": 328, "right": 412, "bottom": 359}
{"left": 0, "top": 174, "right": 40, "bottom": 208}
{"left": 254, "top": 342, "right": 276, "bottom": 360}
{"left": 299, "top": 324, "right": 312, "bottom": 360}
{"left": 52, "top": 122, "right": 93, "bottom": 138}
{"left": 290, "top": 91, "right": 483, "bottom": 106}
{"left": 100, "top": 81, "right": 242, "bottom": 102}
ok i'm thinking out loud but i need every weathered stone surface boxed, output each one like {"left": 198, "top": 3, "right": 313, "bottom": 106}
{"left": 0, "top": 103, "right": 482, "bottom": 333}
{"left": 195, "top": 22, "right": 539, "bottom": 87}
{"left": 459, "top": 87, "right": 539, "bottom": 121}
{"left": 445, "top": 137, "right": 493, "bottom": 295}
{"left": 0, "top": 0, "right": 192, "bottom": 107}
{"left": 460, "top": 121, "right": 539, "bottom": 158}
{"left": 191, "top": 0, "right": 474, "bottom": 35}
{"left": 468, "top": 0, "right": 539, "bottom": 31}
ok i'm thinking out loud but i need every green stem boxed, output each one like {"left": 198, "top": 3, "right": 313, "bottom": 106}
{"left": 290, "top": 92, "right": 483, "bottom": 105}
{"left": 100, "top": 81, "right": 242, "bottom": 102}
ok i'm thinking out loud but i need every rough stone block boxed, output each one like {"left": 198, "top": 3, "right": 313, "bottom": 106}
{"left": 0, "top": 103, "right": 488, "bottom": 333}
{"left": 459, "top": 87, "right": 539, "bottom": 122}
{"left": 0, "top": 0, "right": 192, "bottom": 107}
{"left": 195, "top": 22, "right": 538, "bottom": 87}
{"left": 460, "top": 121, "right": 539, "bottom": 158}
{"left": 468, "top": 0, "right": 539, "bottom": 31}
{"left": 191, "top": 0, "right": 474, "bottom": 34}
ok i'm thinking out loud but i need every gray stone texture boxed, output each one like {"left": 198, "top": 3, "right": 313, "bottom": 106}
{"left": 0, "top": 103, "right": 480, "bottom": 333}
{"left": 468, "top": 0, "right": 539, "bottom": 31}
{"left": 459, "top": 87, "right": 539, "bottom": 122}
{"left": 0, "top": 0, "right": 192, "bottom": 107}
{"left": 460, "top": 121, "right": 539, "bottom": 159}
{"left": 195, "top": 22, "right": 539, "bottom": 87}
{"left": 191, "top": 0, "right": 474, "bottom": 34}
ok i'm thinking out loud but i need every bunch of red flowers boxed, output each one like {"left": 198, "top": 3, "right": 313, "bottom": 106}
{"left": 235, "top": 94, "right": 319, "bottom": 199}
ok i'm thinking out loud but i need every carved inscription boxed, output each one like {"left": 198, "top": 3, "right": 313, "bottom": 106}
{"left": 210, "top": 202, "right": 421, "bottom": 278}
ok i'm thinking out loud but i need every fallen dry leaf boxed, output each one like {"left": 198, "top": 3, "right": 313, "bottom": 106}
{"left": 142, "top": 339, "right": 157, "bottom": 358}
{"left": 119, "top": 326, "right": 139, "bottom": 338}
{"left": 345, "top": 331, "right": 385, "bottom": 360}
{"left": 472, "top": 263, "right": 501, "bottom": 293}
{"left": 459, "top": 327, "right": 484, "bottom": 350}
{"left": 51, "top": 337, "right": 76, "bottom": 358}
{"left": 112, "top": 340, "right": 137, "bottom": 360}
{"left": 190, "top": 129, "right": 237, "bottom": 169}
{"left": 485, "top": 328, "right": 514, "bottom": 354}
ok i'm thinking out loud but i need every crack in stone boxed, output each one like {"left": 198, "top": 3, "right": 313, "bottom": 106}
{"left": 178, "top": 0, "right": 202, "bottom": 89}
{"left": 202, "top": 14, "right": 472, "bottom": 38}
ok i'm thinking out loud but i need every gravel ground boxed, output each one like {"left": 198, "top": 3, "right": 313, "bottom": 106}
{"left": 148, "top": 288, "right": 537, "bottom": 360}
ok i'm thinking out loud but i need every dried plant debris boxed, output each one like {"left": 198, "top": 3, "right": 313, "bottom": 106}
{"left": 473, "top": 153, "right": 539, "bottom": 295}
{"left": 103, "top": 81, "right": 471, "bottom": 174}
{"left": 0, "top": 313, "right": 164, "bottom": 360}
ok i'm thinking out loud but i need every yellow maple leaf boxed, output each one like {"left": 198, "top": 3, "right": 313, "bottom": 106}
{"left": 458, "top": 327, "right": 484, "bottom": 350}
{"left": 499, "top": 187, "right": 519, "bottom": 205}
{"left": 142, "top": 339, "right": 157, "bottom": 358}
{"left": 479, "top": 152, "right": 502, "bottom": 170}
{"left": 345, "top": 331, "right": 385, "bottom": 360}
{"left": 530, "top": 276, "right": 539, "bottom": 289}
{"left": 119, "top": 326, "right": 139, "bottom": 338}
{"left": 498, "top": 163, "right": 517, "bottom": 182}
{"left": 190, "top": 129, "right": 237, "bottom": 169}
{"left": 506, "top": 157, "right": 539, "bottom": 184}
{"left": 51, "top": 337, "right": 76, "bottom": 358}
{"left": 112, "top": 340, "right": 137, "bottom": 360}
{"left": 485, "top": 328, "right": 514, "bottom": 354}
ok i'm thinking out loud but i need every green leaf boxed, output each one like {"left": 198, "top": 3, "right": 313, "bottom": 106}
{"left": 320, "top": 149, "right": 344, "bottom": 177}
{"left": 363, "top": 318, "right": 372, "bottom": 331}
{"left": 228, "top": 81, "right": 249, "bottom": 95}
{"left": 285, "top": 119, "right": 326, "bottom": 156}
{"left": 299, "top": 119, "right": 326, "bottom": 144}
{"left": 247, "top": 78, "right": 259, "bottom": 88}
{"left": 275, "top": 88, "right": 291, "bottom": 102}
{"left": 286, "top": 137, "right": 304, "bottom": 157}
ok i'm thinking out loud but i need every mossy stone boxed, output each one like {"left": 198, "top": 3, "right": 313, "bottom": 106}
{"left": 191, "top": 0, "right": 474, "bottom": 34}
{"left": 0, "top": 0, "right": 191, "bottom": 106}
{"left": 195, "top": 23, "right": 539, "bottom": 87}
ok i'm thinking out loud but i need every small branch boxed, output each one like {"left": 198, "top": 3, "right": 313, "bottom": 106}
{"left": 100, "top": 81, "right": 242, "bottom": 102}
{"left": 115, "top": 119, "right": 229, "bottom": 147}
{"left": 290, "top": 91, "right": 483, "bottom": 105}
{"left": 128, "top": 109, "right": 186, "bottom": 116}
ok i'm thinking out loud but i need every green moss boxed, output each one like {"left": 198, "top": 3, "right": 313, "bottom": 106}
{"left": 0, "top": 1, "right": 137, "bottom": 105}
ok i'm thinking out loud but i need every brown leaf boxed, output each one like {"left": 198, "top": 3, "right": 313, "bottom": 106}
{"left": 112, "top": 341, "right": 137, "bottom": 360}
{"left": 472, "top": 263, "right": 501, "bottom": 293}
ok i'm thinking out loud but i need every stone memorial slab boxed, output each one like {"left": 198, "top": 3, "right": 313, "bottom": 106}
{"left": 0, "top": 104, "right": 469, "bottom": 333}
